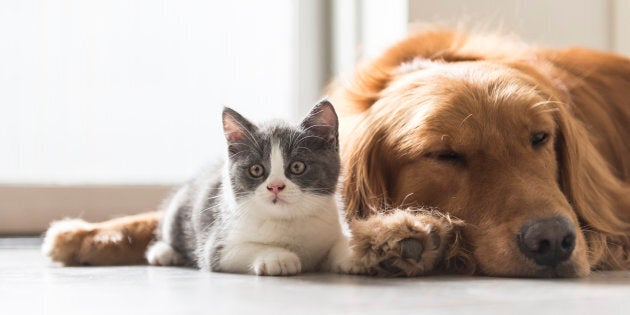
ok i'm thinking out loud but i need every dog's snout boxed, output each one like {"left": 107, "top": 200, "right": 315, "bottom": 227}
{"left": 517, "top": 216, "right": 576, "bottom": 267}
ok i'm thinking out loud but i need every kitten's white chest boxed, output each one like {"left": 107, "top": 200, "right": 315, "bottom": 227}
{"left": 213, "top": 142, "right": 345, "bottom": 274}
{"left": 227, "top": 200, "right": 342, "bottom": 271}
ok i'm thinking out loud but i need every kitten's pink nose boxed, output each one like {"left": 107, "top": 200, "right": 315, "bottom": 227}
{"left": 267, "top": 183, "right": 285, "bottom": 195}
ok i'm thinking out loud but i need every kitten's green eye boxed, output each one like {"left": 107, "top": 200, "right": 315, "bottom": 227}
{"left": 249, "top": 164, "right": 264, "bottom": 177}
{"left": 289, "top": 161, "right": 306, "bottom": 175}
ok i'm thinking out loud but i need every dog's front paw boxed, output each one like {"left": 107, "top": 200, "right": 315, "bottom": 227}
{"left": 351, "top": 209, "right": 457, "bottom": 277}
{"left": 372, "top": 233, "right": 441, "bottom": 277}
{"left": 253, "top": 250, "right": 302, "bottom": 276}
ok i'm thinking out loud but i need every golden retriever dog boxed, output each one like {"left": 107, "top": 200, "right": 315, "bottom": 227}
{"left": 43, "top": 29, "right": 630, "bottom": 278}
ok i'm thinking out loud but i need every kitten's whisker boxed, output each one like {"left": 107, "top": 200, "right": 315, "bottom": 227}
{"left": 301, "top": 124, "right": 332, "bottom": 134}
{"left": 230, "top": 118, "right": 261, "bottom": 149}
{"left": 228, "top": 142, "right": 261, "bottom": 157}
{"left": 295, "top": 135, "right": 326, "bottom": 144}
{"left": 293, "top": 146, "right": 313, "bottom": 153}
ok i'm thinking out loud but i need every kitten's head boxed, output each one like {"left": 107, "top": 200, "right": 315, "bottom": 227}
{"left": 222, "top": 100, "right": 340, "bottom": 218}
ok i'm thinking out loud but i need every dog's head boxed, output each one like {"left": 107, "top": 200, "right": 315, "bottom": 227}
{"left": 337, "top": 53, "right": 626, "bottom": 277}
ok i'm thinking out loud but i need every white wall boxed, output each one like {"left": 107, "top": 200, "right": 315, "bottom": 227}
{"left": 408, "top": 0, "right": 629, "bottom": 56}
{"left": 0, "top": 1, "right": 300, "bottom": 184}
{"left": 2, "top": 0, "right": 627, "bottom": 185}
{"left": 332, "top": 0, "right": 629, "bottom": 79}
{"left": 332, "top": 0, "right": 408, "bottom": 75}
{"left": 613, "top": 0, "right": 630, "bottom": 55}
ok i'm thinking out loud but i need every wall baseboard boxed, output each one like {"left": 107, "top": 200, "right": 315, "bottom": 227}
{"left": 0, "top": 184, "right": 173, "bottom": 235}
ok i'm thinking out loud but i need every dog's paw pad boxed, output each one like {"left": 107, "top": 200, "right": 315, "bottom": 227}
{"left": 374, "top": 226, "right": 447, "bottom": 276}
{"left": 399, "top": 238, "right": 424, "bottom": 262}
{"left": 378, "top": 257, "right": 403, "bottom": 274}
{"left": 429, "top": 230, "right": 441, "bottom": 249}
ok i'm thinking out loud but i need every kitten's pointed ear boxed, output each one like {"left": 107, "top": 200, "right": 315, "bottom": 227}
{"left": 300, "top": 99, "right": 339, "bottom": 144}
{"left": 222, "top": 107, "right": 257, "bottom": 144}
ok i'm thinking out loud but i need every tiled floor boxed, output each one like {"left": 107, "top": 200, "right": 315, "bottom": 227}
{"left": 2, "top": 238, "right": 630, "bottom": 315}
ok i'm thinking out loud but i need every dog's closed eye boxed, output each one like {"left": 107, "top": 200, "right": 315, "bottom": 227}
{"left": 531, "top": 132, "right": 550, "bottom": 148}
{"left": 426, "top": 150, "right": 466, "bottom": 164}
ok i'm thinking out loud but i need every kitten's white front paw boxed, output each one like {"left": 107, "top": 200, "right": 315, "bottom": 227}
{"left": 253, "top": 251, "right": 302, "bottom": 276}
{"left": 332, "top": 257, "right": 366, "bottom": 275}
{"left": 146, "top": 241, "right": 183, "bottom": 266}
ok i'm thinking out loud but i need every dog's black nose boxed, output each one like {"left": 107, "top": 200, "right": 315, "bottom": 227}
{"left": 517, "top": 216, "right": 576, "bottom": 267}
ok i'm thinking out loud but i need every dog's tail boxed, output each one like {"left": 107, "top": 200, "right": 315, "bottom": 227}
{"left": 42, "top": 211, "right": 161, "bottom": 266}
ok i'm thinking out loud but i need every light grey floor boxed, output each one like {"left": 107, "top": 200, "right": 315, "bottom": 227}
{"left": 2, "top": 238, "right": 630, "bottom": 315}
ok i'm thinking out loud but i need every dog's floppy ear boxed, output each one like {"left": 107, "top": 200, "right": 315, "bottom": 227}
{"left": 342, "top": 121, "right": 393, "bottom": 220}
{"left": 554, "top": 104, "right": 630, "bottom": 266}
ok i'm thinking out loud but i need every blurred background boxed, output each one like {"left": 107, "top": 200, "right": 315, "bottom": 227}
{"left": 1, "top": 0, "right": 629, "bottom": 234}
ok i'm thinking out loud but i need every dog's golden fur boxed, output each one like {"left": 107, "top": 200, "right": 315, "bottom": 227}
{"left": 43, "top": 29, "right": 630, "bottom": 277}
{"left": 42, "top": 212, "right": 160, "bottom": 266}
{"left": 333, "top": 29, "right": 630, "bottom": 277}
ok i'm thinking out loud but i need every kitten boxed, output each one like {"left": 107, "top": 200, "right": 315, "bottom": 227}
{"left": 145, "top": 100, "right": 360, "bottom": 275}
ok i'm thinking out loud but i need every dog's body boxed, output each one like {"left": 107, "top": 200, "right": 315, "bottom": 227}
{"left": 43, "top": 30, "right": 630, "bottom": 277}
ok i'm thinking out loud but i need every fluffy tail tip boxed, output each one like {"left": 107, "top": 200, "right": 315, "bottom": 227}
{"left": 41, "top": 218, "right": 92, "bottom": 265}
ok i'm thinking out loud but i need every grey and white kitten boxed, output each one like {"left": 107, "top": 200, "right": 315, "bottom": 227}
{"left": 145, "top": 100, "right": 359, "bottom": 275}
